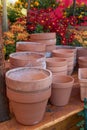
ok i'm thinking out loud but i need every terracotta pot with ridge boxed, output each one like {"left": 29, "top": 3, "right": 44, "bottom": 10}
{"left": 6, "top": 67, "right": 52, "bottom": 125}
{"left": 50, "top": 75, "right": 74, "bottom": 106}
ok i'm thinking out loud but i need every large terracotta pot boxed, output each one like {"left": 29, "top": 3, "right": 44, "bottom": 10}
{"left": 16, "top": 41, "right": 46, "bottom": 53}
{"left": 6, "top": 67, "right": 52, "bottom": 125}
{"left": 50, "top": 75, "right": 74, "bottom": 106}
{"left": 9, "top": 52, "right": 46, "bottom": 69}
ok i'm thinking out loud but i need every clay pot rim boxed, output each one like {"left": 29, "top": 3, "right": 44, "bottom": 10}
{"left": 9, "top": 52, "right": 45, "bottom": 61}
{"left": 52, "top": 49, "right": 74, "bottom": 54}
{"left": 6, "top": 67, "right": 52, "bottom": 83}
{"left": 16, "top": 41, "right": 45, "bottom": 45}
{"left": 78, "top": 68, "right": 87, "bottom": 80}
{"left": 46, "top": 57, "right": 67, "bottom": 63}
{"left": 52, "top": 75, "right": 74, "bottom": 86}
{"left": 78, "top": 56, "right": 87, "bottom": 61}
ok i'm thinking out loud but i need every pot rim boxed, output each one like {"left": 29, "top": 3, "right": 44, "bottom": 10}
{"left": 6, "top": 67, "right": 52, "bottom": 83}
{"left": 9, "top": 51, "right": 45, "bottom": 61}
{"left": 52, "top": 75, "right": 74, "bottom": 86}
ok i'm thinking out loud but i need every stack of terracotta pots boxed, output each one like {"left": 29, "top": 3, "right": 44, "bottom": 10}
{"left": 46, "top": 57, "right": 67, "bottom": 75}
{"left": 52, "top": 49, "right": 75, "bottom": 75}
{"left": 9, "top": 52, "right": 46, "bottom": 69}
{"left": 29, "top": 33, "right": 56, "bottom": 57}
{"left": 6, "top": 67, "right": 52, "bottom": 125}
{"left": 78, "top": 56, "right": 87, "bottom": 68}
{"left": 16, "top": 41, "right": 46, "bottom": 53}
{"left": 56, "top": 46, "right": 77, "bottom": 67}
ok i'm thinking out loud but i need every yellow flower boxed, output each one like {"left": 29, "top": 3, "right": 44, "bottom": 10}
{"left": 34, "top": 1, "right": 39, "bottom": 6}
{"left": 52, "top": 4, "right": 56, "bottom": 7}
{"left": 78, "top": 15, "right": 83, "bottom": 19}
{"left": 81, "top": 12, "right": 84, "bottom": 14}
{"left": 17, "top": 32, "right": 29, "bottom": 41}
{"left": 30, "top": 4, "right": 34, "bottom": 8}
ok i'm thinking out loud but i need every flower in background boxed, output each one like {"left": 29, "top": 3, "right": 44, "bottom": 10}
{"left": 3, "top": 17, "right": 29, "bottom": 59}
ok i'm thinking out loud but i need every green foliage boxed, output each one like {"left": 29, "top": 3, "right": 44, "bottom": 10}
{"left": 7, "top": 6, "right": 23, "bottom": 22}
{"left": 5, "top": 44, "right": 16, "bottom": 60}
{"left": 30, "top": 0, "right": 59, "bottom": 9}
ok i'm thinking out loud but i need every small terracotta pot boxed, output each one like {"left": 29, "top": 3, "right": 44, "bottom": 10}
{"left": 50, "top": 75, "right": 74, "bottom": 106}
{"left": 16, "top": 42, "right": 46, "bottom": 52}
{"left": 78, "top": 68, "right": 87, "bottom": 101}
{"left": 9, "top": 52, "right": 46, "bottom": 69}
{"left": 6, "top": 67, "right": 52, "bottom": 125}
{"left": 46, "top": 57, "right": 67, "bottom": 67}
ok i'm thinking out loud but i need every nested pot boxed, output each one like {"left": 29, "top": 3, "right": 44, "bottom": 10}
{"left": 78, "top": 56, "right": 87, "bottom": 68}
{"left": 9, "top": 52, "right": 46, "bottom": 69}
{"left": 56, "top": 46, "right": 77, "bottom": 66}
{"left": 52, "top": 50, "right": 74, "bottom": 75}
{"left": 77, "top": 47, "right": 87, "bottom": 58}
{"left": 50, "top": 75, "right": 74, "bottom": 106}
{"left": 78, "top": 68, "right": 87, "bottom": 101}
{"left": 16, "top": 41, "right": 46, "bottom": 53}
{"left": 6, "top": 67, "right": 52, "bottom": 125}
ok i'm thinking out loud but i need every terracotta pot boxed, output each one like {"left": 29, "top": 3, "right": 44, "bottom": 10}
{"left": 46, "top": 57, "right": 67, "bottom": 67}
{"left": 52, "top": 49, "right": 74, "bottom": 58}
{"left": 78, "top": 56, "right": 87, "bottom": 68}
{"left": 78, "top": 68, "right": 87, "bottom": 101}
{"left": 77, "top": 47, "right": 87, "bottom": 58}
{"left": 56, "top": 46, "right": 77, "bottom": 66}
{"left": 6, "top": 67, "right": 52, "bottom": 125}
{"left": 30, "top": 33, "right": 56, "bottom": 40}
{"left": 9, "top": 52, "right": 46, "bottom": 69}
{"left": 6, "top": 67, "right": 52, "bottom": 91}
{"left": 52, "top": 50, "right": 74, "bottom": 75}
{"left": 50, "top": 75, "right": 74, "bottom": 106}
{"left": 16, "top": 41, "right": 46, "bottom": 52}
{"left": 47, "top": 65, "right": 67, "bottom": 73}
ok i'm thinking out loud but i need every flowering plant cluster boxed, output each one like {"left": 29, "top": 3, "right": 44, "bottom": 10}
{"left": 70, "top": 26, "right": 87, "bottom": 47}
{"left": 30, "top": 0, "right": 59, "bottom": 9}
{"left": 3, "top": 17, "right": 29, "bottom": 59}
{"left": 27, "top": 7, "right": 77, "bottom": 45}
{"left": 64, "top": 2, "right": 87, "bottom": 24}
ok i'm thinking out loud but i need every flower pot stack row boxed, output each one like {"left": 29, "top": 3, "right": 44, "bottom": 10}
{"left": 77, "top": 48, "right": 87, "bottom": 101}
{"left": 5, "top": 33, "right": 75, "bottom": 125}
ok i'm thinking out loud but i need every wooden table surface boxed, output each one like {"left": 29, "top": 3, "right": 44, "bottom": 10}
{"left": 0, "top": 67, "right": 84, "bottom": 130}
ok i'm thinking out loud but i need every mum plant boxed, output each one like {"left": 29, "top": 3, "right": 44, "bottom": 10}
{"left": 3, "top": 17, "right": 29, "bottom": 59}
{"left": 26, "top": 6, "right": 77, "bottom": 45}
